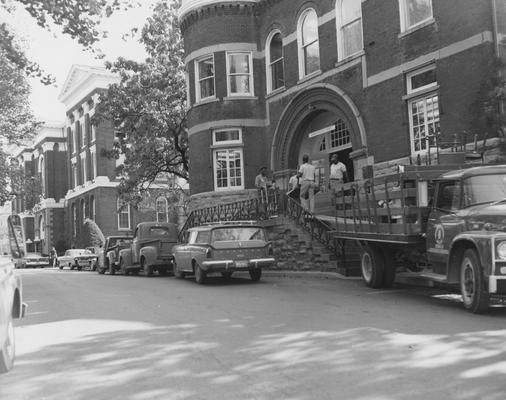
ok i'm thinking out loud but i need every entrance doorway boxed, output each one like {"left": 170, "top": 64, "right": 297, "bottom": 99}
{"left": 329, "top": 147, "right": 354, "bottom": 183}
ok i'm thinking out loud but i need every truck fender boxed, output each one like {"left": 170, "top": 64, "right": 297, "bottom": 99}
{"left": 139, "top": 246, "right": 157, "bottom": 266}
{"left": 448, "top": 234, "right": 491, "bottom": 283}
{"left": 118, "top": 249, "right": 133, "bottom": 267}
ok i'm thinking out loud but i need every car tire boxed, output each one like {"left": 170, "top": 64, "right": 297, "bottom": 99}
{"left": 109, "top": 260, "right": 115, "bottom": 276}
{"left": 360, "top": 243, "right": 385, "bottom": 288}
{"left": 120, "top": 260, "right": 129, "bottom": 276}
{"left": 174, "top": 261, "right": 185, "bottom": 279}
{"left": 194, "top": 263, "right": 206, "bottom": 284}
{"left": 221, "top": 271, "right": 233, "bottom": 279}
{"left": 0, "top": 310, "right": 15, "bottom": 373}
{"left": 141, "top": 257, "right": 153, "bottom": 277}
{"left": 249, "top": 268, "right": 261, "bottom": 282}
{"left": 460, "top": 248, "right": 489, "bottom": 314}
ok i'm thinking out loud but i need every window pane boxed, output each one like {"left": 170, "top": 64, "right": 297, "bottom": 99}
{"left": 229, "top": 75, "right": 250, "bottom": 94}
{"left": 198, "top": 58, "right": 214, "bottom": 79}
{"left": 406, "top": 0, "right": 432, "bottom": 27}
{"left": 342, "top": 0, "right": 361, "bottom": 23}
{"left": 270, "top": 33, "right": 283, "bottom": 62}
{"left": 304, "top": 42, "right": 320, "bottom": 75}
{"left": 215, "top": 130, "right": 240, "bottom": 142}
{"left": 302, "top": 12, "right": 318, "bottom": 45}
{"left": 409, "top": 94, "right": 440, "bottom": 153}
{"left": 271, "top": 59, "right": 284, "bottom": 90}
{"left": 343, "top": 19, "right": 362, "bottom": 57}
{"left": 200, "top": 77, "right": 214, "bottom": 98}
{"left": 229, "top": 54, "right": 250, "bottom": 74}
{"left": 410, "top": 69, "right": 436, "bottom": 90}
{"left": 214, "top": 149, "right": 242, "bottom": 189}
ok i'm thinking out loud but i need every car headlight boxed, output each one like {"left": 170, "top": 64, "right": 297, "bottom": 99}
{"left": 496, "top": 241, "right": 506, "bottom": 260}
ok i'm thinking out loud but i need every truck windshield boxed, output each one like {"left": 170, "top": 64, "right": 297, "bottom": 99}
{"left": 463, "top": 174, "right": 506, "bottom": 207}
{"left": 211, "top": 227, "right": 265, "bottom": 242}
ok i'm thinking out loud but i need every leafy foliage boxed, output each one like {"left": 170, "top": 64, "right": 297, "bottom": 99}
{"left": 94, "top": 0, "right": 188, "bottom": 205}
{"left": 1, "top": 156, "right": 42, "bottom": 207}
{"left": 82, "top": 218, "right": 105, "bottom": 248}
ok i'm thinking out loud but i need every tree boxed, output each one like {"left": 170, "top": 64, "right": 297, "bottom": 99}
{"left": 0, "top": 0, "right": 136, "bottom": 82}
{"left": 93, "top": 0, "right": 188, "bottom": 205}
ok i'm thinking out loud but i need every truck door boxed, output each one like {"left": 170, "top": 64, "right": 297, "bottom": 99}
{"left": 426, "top": 180, "right": 466, "bottom": 274}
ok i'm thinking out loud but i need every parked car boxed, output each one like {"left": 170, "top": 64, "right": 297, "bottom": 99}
{"left": 19, "top": 252, "right": 50, "bottom": 268}
{"left": 96, "top": 236, "right": 132, "bottom": 275}
{"left": 57, "top": 249, "right": 97, "bottom": 271}
{"left": 173, "top": 221, "right": 276, "bottom": 284}
{"left": 85, "top": 247, "right": 99, "bottom": 270}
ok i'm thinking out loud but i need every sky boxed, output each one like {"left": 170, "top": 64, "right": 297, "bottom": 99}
{"left": 0, "top": 1, "right": 158, "bottom": 122}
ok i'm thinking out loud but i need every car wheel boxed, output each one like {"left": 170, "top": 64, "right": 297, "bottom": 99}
{"left": 0, "top": 310, "right": 15, "bottom": 373}
{"left": 108, "top": 260, "right": 115, "bottom": 276}
{"left": 174, "top": 260, "right": 185, "bottom": 279}
{"left": 249, "top": 268, "right": 261, "bottom": 282}
{"left": 360, "top": 244, "right": 385, "bottom": 288}
{"left": 460, "top": 249, "right": 489, "bottom": 314}
{"left": 194, "top": 263, "right": 206, "bottom": 284}
{"left": 120, "top": 260, "right": 129, "bottom": 276}
{"left": 141, "top": 257, "right": 153, "bottom": 277}
{"left": 221, "top": 271, "right": 233, "bottom": 279}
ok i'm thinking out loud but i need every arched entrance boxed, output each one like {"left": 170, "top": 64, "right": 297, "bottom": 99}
{"left": 271, "top": 84, "right": 368, "bottom": 189}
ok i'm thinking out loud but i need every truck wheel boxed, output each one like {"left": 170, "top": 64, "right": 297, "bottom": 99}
{"left": 174, "top": 260, "right": 185, "bottom": 279}
{"left": 141, "top": 257, "right": 153, "bottom": 277}
{"left": 194, "top": 263, "right": 206, "bottom": 284}
{"left": 382, "top": 248, "right": 396, "bottom": 288}
{"left": 249, "top": 268, "right": 261, "bottom": 282}
{"left": 0, "top": 310, "right": 15, "bottom": 373}
{"left": 360, "top": 244, "right": 385, "bottom": 288}
{"left": 460, "top": 249, "right": 489, "bottom": 313}
{"left": 120, "top": 261, "right": 129, "bottom": 276}
{"left": 109, "top": 260, "right": 115, "bottom": 276}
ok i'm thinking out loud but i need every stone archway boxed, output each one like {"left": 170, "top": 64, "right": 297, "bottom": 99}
{"left": 271, "top": 83, "right": 368, "bottom": 178}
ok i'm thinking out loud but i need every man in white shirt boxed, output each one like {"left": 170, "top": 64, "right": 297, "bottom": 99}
{"left": 329, "top": 154, "right": 348, "bottom": 205}
{"left": 298, "top": 154, "right": 316, "bottom": 213}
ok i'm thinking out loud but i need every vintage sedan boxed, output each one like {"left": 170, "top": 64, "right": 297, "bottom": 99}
{"left": 173, "top": 222, "right": 275, "bottom": 284}
{"left": 57, "top": 249, "right": 97, "bottom": 271}
{"left": 19, "top": 252, "right": 50, "bottom": 268}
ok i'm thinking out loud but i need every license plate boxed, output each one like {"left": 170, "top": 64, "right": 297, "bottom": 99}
{"left": 235, "top": 260, "right": 249, "bottom": 268}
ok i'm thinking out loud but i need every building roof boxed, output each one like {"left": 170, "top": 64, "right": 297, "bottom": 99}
{"left": 179, "top": 0, "right": 260, "bottom": 19}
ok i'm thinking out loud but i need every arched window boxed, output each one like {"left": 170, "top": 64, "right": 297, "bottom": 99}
{"left": 298, "top": 9, "right": 320, "bottom": 78}
{"left": 156, "top": 197, "right": 168, "bottom": 223}
{"left": 266, "top": 31, "right": 285, "bottom": 93}
{"left": 117, "top": 199, "right": 131, "bottom": 230}
{"left": 336, "top": 0, "right": 363, "bottom": 60}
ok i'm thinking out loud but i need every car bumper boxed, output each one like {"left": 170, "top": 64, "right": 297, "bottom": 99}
{"left": 489, "top": 276, "right": 506, "bottom": 294}
{"left": 201, "top": 258, "right": 275, "bottom": 273}
{"left": 25, "top": 262, "right": 50, "bottom": 267}
{"left": 76, "top": 259, "right": 95, "bottom": 266}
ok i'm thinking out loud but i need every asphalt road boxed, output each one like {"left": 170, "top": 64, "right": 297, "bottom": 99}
{"left": 1, "top": 268, "right": 506, "bottom": 400}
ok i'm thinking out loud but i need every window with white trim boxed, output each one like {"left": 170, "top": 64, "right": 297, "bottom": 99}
{"left": 195, "top": 55, "right": 215, "bottom": 102}
{"left": 227, "top": 52, "right": 254, "bottom": 96}
{"left": 298, "top": 9, "right": 320, "bottom": 78}
{"left": 330, "top": 120, "right": 352, "bottom": 149}
{"left": 117, "top": 199, "right": 131, "bottom": 230}
{"left": 212, "top": 128, "right": 244, "bottom": 190}
{"left": 406, "top": 65, "right": 439, "bottom": 154}
{"left": 156, "top": 197, "right": 168, "bottom": 223}
{"left": 72, "top": 203, "right": 77, "bottom": 237}
{"left": 81, "top": 154, "right": 87, "bottom": 183}
{"left": 336, "top": 0, "right": 363, "bottom": 60}
{"left": 399, "top": 0, "right": 433, "bottom": 32}
{"left": 72, "top": 162, "right": 78, "bottom": 188}
{"left": 81, "top": 199, "right": 86, "bottom": 220}
{"left": 90, "top": 150, "right": 96, "bottom": 180}
{"left": 266, "top": 31, "right": 285, "bottom": 93}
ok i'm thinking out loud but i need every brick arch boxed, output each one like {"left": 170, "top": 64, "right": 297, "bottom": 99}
{"left": 271, "top": 83, "right": 367, "bottom": 171}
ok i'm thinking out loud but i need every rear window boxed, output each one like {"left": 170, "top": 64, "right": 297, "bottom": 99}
{"left": 211, "top": 227, "right": 265, "bottom": 242}
{"left": 149, "top": 226, "right": 178, "bottom": 237}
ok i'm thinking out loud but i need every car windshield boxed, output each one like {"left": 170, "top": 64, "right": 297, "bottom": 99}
{"left": 65, "top": 249, "right": 92, "bottom": 257}
{"left": 211, "top": 227, "right": 265, "bottom": 242}
{"left": 149, "top": 226, "right": 178, "bottom": 237}
{"left": 463, "top": 174, "right": 506, "bottom": 207}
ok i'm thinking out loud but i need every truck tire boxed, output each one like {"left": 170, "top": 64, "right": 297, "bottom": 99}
{"left": 0, "top": 310, "right": 15, "bottom": 373}
{"left": 174, "top": 260, "right": 185, "bottom": 279}
{"left": 360, "top": 244, "right": 385, "bottom": 288}
{"left": 194, "top": 263, "right": 206, "bottom": 284}
{"left": 460, "top": 249, "right": 489, "bottom": 313}
{"left": 382, "top": 248, "right": 396, "bottom": 288}
{"left": 141, "top": 257, "right": 153, "bottom": 277}
{"left": 120, "top": 261, "right": 130, "bottom": 276}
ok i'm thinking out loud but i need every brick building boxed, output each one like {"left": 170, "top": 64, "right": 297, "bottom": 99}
{"left": 179, "top": 0, "right": 506, "bottom": 209}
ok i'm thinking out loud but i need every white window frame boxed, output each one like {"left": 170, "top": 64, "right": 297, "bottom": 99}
{"left": 81, "top": 153, "right": 87, "bottom": 183}
{"left": 226, "top": 51, "right": 254, "bottom": 97}
{"left": 297, "top": 8, "right": 320, "bottom": 79}
{"left": 72, "top": 162, "right": 78, "bottom": 189}
{"left": 406, "top": 64, "right": 437, "bottom": 94}
{"left": 156, "top": 196, "right": 168, "bottom": 223}
{"left": 194, "top": 54, "right": 216, "bottom": 102}
{"left": 212, "top": 128, "right": 242, "bottom": 146}
{"left": 81, "top": 199, "right": 87, "bottom": 221}
{"left": 399, "top": 0, "right": 433, "bottom": 32}
{"left": 408, "top": 93, "right": 440, "bottom": 155}
{"left": 72, "top": 127, "right": 77, "bottom": 154}
{"left": 265, "top": 30, "right": 285, "bottom": 93}
{"left": 89, "top": 149, "right": 96, "bottom": 180}
{"left": 336, "top": 0, "right": 363, "bottom": 61}
{"left": 117, "top": 199, "right": 131, "bottom": 230}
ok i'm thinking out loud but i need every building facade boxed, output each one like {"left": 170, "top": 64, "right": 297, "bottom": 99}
{"left": 179, "top": 0, "right": 506, "bottom": 207}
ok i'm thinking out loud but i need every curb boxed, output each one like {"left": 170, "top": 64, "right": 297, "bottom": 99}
{"left": 237, "top": 270, "right": 362, "bottom": 281}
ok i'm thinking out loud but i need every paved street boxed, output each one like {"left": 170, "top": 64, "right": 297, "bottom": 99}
{"left": 1, "top": 268, "right": 506, "bottom": 400}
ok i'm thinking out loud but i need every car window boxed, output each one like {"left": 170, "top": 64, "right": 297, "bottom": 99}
{"left": 149, "top": 225, "right": 178, "bottom": 238}
{"left": 211, "top": 227, "right": 265, "bottom": 242}
{"left": 436, "top": 181, "right": 461, "bottom": 211}
{"left": 195, "top": 231, "right": 210, "bottom": 244}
